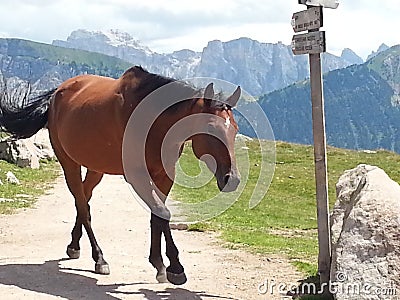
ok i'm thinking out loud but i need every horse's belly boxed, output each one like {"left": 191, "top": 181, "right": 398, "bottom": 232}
{"left": 56, "top": 123, "right": 125, "bottom": 174}
{"left": 69, "top": 135, "right": 123, "bottom": 174}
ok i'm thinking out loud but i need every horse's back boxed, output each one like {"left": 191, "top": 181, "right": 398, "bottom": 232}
{"left": 48, "top": 74, "right": 129, "bottom": 174}
{"left": 55, "top": 74, "right": 118, "bottom": 105}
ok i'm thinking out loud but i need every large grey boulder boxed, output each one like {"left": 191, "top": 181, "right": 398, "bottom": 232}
{"left": 330, "top": 164, "right": 400, "bottom": 299}
{"left": 0, "top": 139, "right": 40, "bottom": 168}
{"left": 0, "top": 129, "right": 54, "bottom": 168}
{"left": 28, "top": 129, "right": 55, "bottom": 160}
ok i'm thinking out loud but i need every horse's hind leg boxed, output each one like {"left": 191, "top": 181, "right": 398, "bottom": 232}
{"left": 67, "top": 170, "right": 104, "bottom": 259}
{"left": 67, "top": 213, "right": 82, "bottom": 259}
{"left": 59, "top": 157, "right": 109, "bottom": 274}
{"left": 83, "top": 170, "right": 104, "bottom": 200}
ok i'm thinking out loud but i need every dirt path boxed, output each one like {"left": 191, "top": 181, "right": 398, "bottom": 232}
{"left": 0, "top": 174, "right": 302, "bottom": 299}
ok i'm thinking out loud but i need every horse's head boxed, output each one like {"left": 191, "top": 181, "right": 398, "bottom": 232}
{"left": 191, "top": 83, "right": 241, "bottom": 192}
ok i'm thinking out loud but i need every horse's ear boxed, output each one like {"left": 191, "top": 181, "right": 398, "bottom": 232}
{"left": 227, "top": 86, "right": 241, "bottom": 107}
{"left": 204, "top": 83, "right": 214, "bottom": 100}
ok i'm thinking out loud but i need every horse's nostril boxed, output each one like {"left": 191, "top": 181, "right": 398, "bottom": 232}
{"left": 224, "top": 174, "right": 230, "bottom": 186}
{"left": 219, "top": 172, "right": 240, "bottom": 192}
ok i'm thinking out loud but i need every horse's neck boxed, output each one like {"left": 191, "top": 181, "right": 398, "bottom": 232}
{"left": 143, "top": 104, "right": 190, "bottom": 196}
{"left": 163, "top": 99, "right": 196, "bottom": 141}
{"left": 154, "top": 99, "right": 197, "bottom": 163}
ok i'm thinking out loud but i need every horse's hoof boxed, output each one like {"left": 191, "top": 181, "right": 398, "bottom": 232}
{"left": 156, "top": 271, "right": 168, "bottom": 283}
{"left": 95, "top": 263, "right": 110, "bottom": 275}
{"left": 66, "top": 247, "right": 80, "bottom": 259}
{"left": 167, "top": 271, "right": 187, "bottom": 285}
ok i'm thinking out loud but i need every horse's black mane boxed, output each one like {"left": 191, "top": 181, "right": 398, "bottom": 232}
{"left": 123, "top": 65, "right": 178, "bottom": 92}
{"left": 123, "top": 66, "right": 230, "bottom": 110}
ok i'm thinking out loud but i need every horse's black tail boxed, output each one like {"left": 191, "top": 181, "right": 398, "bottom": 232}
{"left": 0, "top": 88, "right": 57, "bottom": 139}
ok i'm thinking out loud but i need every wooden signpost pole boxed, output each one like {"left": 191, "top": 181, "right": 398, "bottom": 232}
{"left": 292, "top": 0, "right": 338, "bottom": 293}
{"left": 309, "top": 48, "right": 331, "bottom": 289}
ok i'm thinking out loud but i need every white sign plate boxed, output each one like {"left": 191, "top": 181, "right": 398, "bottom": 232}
{"left": 298, "top": 0, "right": 339, "bottom": 9}
{"left": 292, "top": 31, "right": 326, "bottom": 55}
{"left": 292, "top": 6, "right": 323, "bottom": 33}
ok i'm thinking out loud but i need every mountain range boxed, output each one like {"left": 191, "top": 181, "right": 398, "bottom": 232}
{"left": 52, "top": 29, "right": 365, "bottom": 95}
{"left": 0, "top": 37, "right": 131, "bottom": 94}
{"left": 1, "top": 29, "right": 384, "bottom": 97}
{"left": 253, "top": 45, "right": 400, "bottom": 152}
{"left": 0, "top": 29, "right": 398, "bottom": 153}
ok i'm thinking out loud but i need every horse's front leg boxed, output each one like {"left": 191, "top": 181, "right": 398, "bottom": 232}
{"left": 150, "top": 175, "right": 186, "bottom": 285}
{"left": 150, "top": 215, "right": 187, "bottom": 285}
{"left": 150, "top": 213, "right": 186, "bottom": 285}
{"left": 149, "top": 213, "right": 167, "bottom": 283}
{"left": 162, "top": 216, "right": 187, "bottom": 285}
{"left": 127, "top": 165, "right": 185, "bottom": 284}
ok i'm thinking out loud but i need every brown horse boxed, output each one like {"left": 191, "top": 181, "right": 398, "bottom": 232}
{"left": 0, "top": 66, "right": 241, "bottom": 285}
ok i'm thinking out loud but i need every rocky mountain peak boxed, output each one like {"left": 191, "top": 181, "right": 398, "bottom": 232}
{"left": 341, "top": 48, "right": 364, "bottom": 65}
{"left": 367, "top": 43, "right": 390, "bottom": 61}
{"left": 53, "top": 29, "right": 153, "bottom": 55}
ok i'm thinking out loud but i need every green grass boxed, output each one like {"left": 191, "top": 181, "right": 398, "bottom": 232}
{"left": 0, "top": 159, "right": 60, "bottom": 214}
{"left": 171, "top": 140, "right": 400, "bottom": 277}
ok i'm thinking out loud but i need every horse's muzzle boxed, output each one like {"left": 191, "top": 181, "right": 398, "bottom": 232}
{"left": 218, "top": 171, "right": 240, "bottom": 192}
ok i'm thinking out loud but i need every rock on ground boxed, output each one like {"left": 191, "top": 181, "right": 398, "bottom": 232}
{"left": 0, "top": 139, "right": 40, "bottom": 168}
{"left": 0, "top": 129, "right": 54, "bottom": 169}
{"left": 330, "top": 164, "right": 400, "bottom": 300}
{"left": 28, "top": 128, "right": 55, "bottom": 160}
{"left": 6, "top": 171, "right": 20, "bottom": 185}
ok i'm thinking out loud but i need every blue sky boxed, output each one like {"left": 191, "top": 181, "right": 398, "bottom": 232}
{"left": 0, "top": 0, "right": 398, "bottom": 60}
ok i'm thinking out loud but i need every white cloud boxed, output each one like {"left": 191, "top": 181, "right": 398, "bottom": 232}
{"left": 322, "top": 1, "right": 400, "bottom": 58}
{"left": 0, "top": 0, "right": 398, "bottom": 59}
